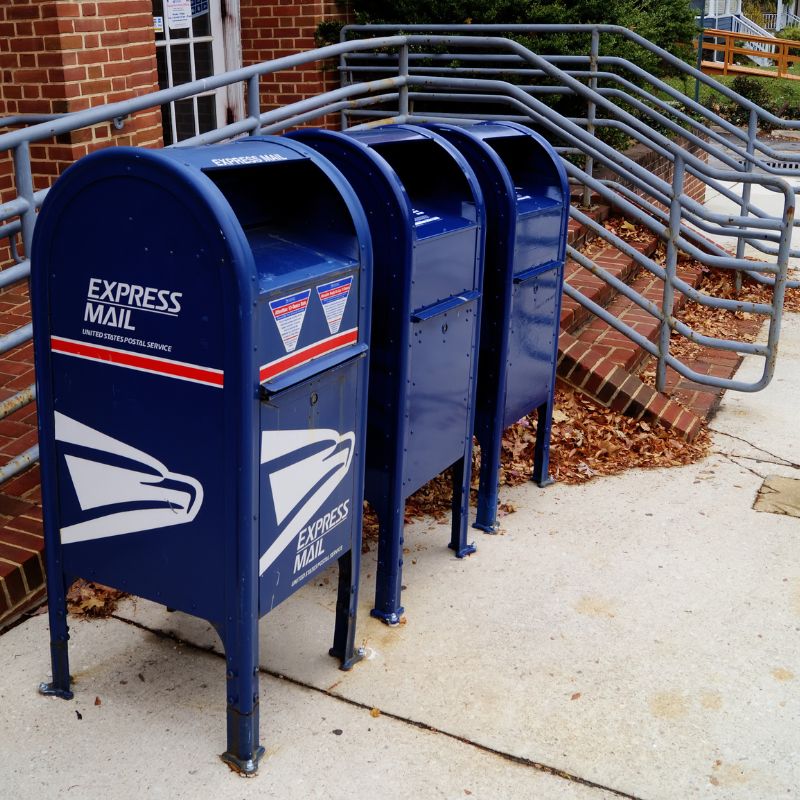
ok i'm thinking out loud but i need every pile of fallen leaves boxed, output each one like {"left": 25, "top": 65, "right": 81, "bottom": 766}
{"left": 639, "top": 256, "right": 800, "bottom": 385}
{"left": 505, "top": 385, "right": 711, "bottom": 485}
{"left": 361, "top": 381, "right": 712, "bottom": 550}
{"left": 67, "top": 579, "right": 127, "bottom": 618}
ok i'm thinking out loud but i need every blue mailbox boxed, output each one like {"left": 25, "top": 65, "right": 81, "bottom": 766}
{"left": 286, "top": 126, "right": 485, "bottom": 625}
{"left": 31, "top": 138, "right": 372, "bottom": 773}
{"left": 427, "top": 122, "right": 569, "bottom": 532}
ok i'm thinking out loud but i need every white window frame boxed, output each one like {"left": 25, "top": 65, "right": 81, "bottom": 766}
{"left": 154, "top": 0, "right": 242, "bottom": 143}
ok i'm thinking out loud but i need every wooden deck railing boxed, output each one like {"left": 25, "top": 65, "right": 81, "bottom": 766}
{"left": 700, "top": 28, "right": 800, "bottom": 79}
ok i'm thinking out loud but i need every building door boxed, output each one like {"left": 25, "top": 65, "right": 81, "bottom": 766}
{"left": 152, "top": 0, "right": 242, "bottom": 145}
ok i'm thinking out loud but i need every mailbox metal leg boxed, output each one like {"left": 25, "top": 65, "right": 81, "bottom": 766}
{"left": 474, "top": 431, "right": 502, "bottom": 533}
{"left": 448, "top": 456, "right": 477, "bottom": 558}
{"left": 371, "top": 500, "right": 405, "bottom": 626}
{"left": 220, "top": 617, "right": 264, "bottom": 775}
{"left": 330, "top": 551, "right": 364, "bottom": 670}
{"left": 38, "top": 572, "right": 73, "bottom": 700}
{"left": 38, "top": 529, "right": 73, "bottom": 700}
{"left": 532, "top": 400, "right": 555, "bottom": 488}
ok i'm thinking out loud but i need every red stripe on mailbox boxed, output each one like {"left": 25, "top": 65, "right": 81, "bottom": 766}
{"left": 50, "top": 336, "right": 224, "bottom": 388}
{"left": 260, "top": 327, "right": 358, "bottom": 383}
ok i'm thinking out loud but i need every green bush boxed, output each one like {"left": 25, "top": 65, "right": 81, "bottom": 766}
{"left": 729, "top": 75, "right": 771, "bottom": 108}
{"left": 345, "top": 0, "right": 699, "bottom": 149}
{"left": 777, "top": 25, "right": 800, "bottom": 41}
{"left": 349, "top": 0, "right": 698, "bottom": 74}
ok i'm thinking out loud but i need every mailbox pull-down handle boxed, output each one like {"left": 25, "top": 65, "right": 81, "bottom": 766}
{"left": 260, "top": 344, "right": 368, "bottom": 399}
{"left": 411, "top": 289, "right": 480, "bottom": 323}
{"left": 513, "top": 260, "right": 560, "bottom": 287}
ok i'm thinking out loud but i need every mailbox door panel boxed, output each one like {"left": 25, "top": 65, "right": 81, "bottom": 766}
{"left": 404, "top": 301, "right": 477, "bottom": 494}
{"left": 504, "top": 265, "right": 560, "bottom": 427}
{"left": 514, "top": 205, "right": 563, "bottom": 275}
{"left": 409, "top": 229, "right": 480, "bottom": 313}
{"left": 258, "top": 359, "right": 361, "bottom": 614}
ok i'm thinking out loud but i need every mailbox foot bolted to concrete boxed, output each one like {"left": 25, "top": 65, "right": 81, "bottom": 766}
{"left": 31, "top": 138, "right": 372, "bottom": 772}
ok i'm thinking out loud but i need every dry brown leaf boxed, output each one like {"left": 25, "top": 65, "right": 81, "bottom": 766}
{"left": 67, "top": 579, "right": 127, "bottom": 619}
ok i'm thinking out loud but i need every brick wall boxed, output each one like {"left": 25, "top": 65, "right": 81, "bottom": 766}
{"left": 0, "top": 0, "right": 163, "bottom": 217}
{"left": 240, "top": 0, "right": 347, "bottom": 129}
{"left": 601, "top": 134, "right": 710, "bottom": 206}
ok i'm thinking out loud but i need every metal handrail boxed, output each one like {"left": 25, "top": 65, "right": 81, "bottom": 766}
{"left": 338, "top": 26, "right": 793, "bottom": 392}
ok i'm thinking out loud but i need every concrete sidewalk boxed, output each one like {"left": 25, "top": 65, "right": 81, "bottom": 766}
{"left": 1, "top": 314, "right": 798, "bottom": 799}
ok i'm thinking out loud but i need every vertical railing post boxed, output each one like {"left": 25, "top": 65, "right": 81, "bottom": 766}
{"left": 695, "top": 12, "right": 705, "bottom": 103}
{"left": 723, "top": 33, "right": 732, "bottom": 75}
{"left": 657, "top": 154, "right": 685, "bottom": 393}
{"left": 12, "top": 142, "right": 35, "bottom": 263}
{"left": 582, "top": 28, "right": 599, "bottom": 209}
{"left": 735, "top": 108, "right": 758, "bottom": 292}
{"left": 398, "top": 42, "right": 410, "bottom": 120}
{"left": 339, "top": 28, "right": 350, "bottom": 131}
{"left": 247, "top": 75, "right": 260, "bottom": 134}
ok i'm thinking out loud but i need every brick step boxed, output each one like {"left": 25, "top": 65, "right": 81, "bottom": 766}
{"left": 556, "top": 214, "right": 709, "bottom": 441}
{"left": 557, "top": 329, "right": 704, "bottom": 440}
{"left": 0, "top": 495, "right": 44, "bottom": 630}
{"left": 566, "top": 196, "right": 611, "bottom": 252}
{"left": 0, "top": 276, "right": 43, "bottom": 630}
{"left": 560, "top": 232, "right": 660, "bottom": 335}
{"left": 571, "top": 257, "right": 704, "bottom": 375}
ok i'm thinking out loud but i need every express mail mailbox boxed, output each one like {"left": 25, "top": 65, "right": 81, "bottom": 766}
{"left": 31, "top": 138, "right": 372, "bottom": 773}
{"left": 287, "top": 126, "right": 484, "bottom": 625}
{"left": 428, "top": 121, "right": 569, "bottom": 532}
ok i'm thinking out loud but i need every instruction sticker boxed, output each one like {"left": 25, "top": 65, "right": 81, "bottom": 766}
{"left": 412, "top": 208, "right": 442, "bottom": 227}
{"left": 316, "top": 276, "right": 353, "bottom": 335}
{"left": 269, "top": 289, "right": 310, "bottom": 353}
{"left": 165, "top": 0, "right": 191, "bottom": 30}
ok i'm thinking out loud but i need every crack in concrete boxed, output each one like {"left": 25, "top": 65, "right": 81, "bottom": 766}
{"left": 718, "top": 452, "right": 769, "bottom": 480}
{"left": 709, "top": 428, "right": 799, "bottom": 468}
{"left": 112, "top": 613, "right": 646, "bottom": 800}
{"left": 713, "top": 449, "right": 798, "bottom": 470}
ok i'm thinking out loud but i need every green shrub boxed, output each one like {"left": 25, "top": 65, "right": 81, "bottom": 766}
{"left": 349, "top": 0, "right": 698, "bottom": 74}
{"left": 777, "top": 25, "right": 800, "bottom": 41}
{"left": 729, "top": 75, "right": 771, "bottom": 111}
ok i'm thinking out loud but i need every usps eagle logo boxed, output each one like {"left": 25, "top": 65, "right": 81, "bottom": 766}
{"left": 55, "top": 412, "right": 203, "bottom": 545}
{"left": 258, "top": 428, "right": 354, "bottom": 576}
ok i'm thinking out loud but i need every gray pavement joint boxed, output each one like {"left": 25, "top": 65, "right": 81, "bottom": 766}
{"left": 110, "top": 613, "right": 647, "bottom": 800}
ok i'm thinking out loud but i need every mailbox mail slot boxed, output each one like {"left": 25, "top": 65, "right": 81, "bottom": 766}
{"left": 288, "top": 126, "right": 485, "bottom": 625}
{"left": 32, "top": 138, "right": 372, "bottom": 773}
{"left": 428, "top": 122, "right": 569, "bottom": 532}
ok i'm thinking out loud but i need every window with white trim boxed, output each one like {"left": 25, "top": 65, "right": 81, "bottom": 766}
{"left": 152, "top": 0, "right": 233, "bottom": 145}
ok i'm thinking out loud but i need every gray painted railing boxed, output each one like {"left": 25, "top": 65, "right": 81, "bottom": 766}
{"left": 337, "top": 25, "right": 795, "bottom": 383}
{"left": 0, "top": 28, "right": 795, "bottom": 483}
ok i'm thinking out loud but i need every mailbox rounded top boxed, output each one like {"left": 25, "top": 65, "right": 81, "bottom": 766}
{"left": 289, "top": 125, "right": 485, "bottom": 242}
{"left": 33, "top": 144, "right": 258, "bottom": 307}
{"left": 473, "top": 121, "right": 568, "bottom": 202}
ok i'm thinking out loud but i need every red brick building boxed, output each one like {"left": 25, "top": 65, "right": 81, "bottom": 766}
{"left": 0, "top": 0, "right": 343, "bottom": 196}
